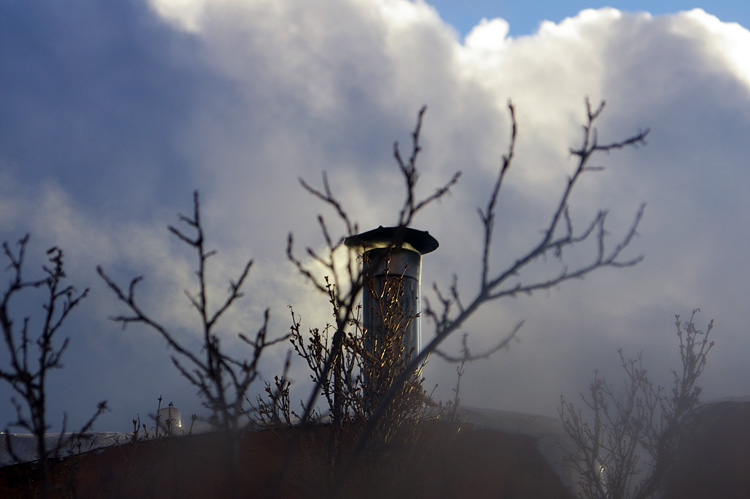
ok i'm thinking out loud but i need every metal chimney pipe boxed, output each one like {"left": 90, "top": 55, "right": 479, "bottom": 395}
{"left": 344, "top": 226, "right": 438, "bottom": 365}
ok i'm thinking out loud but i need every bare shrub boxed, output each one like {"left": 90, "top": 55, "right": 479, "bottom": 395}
{"left": 0, "top": 235, "right": 107, "bottom": 498}
{"left": 559, "top": 309, "right": 715, "bottom": 499}
{"left": 291, "top": 260, "right": 431, "bottom": 435}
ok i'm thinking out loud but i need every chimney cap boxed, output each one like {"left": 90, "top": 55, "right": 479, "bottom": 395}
{"left": 344, "top": 226, "right": 439, "bottom": 254}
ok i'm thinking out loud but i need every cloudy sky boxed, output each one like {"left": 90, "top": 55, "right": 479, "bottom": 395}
{"left": 2, "top": 0, "right": 750, "bottom": 433}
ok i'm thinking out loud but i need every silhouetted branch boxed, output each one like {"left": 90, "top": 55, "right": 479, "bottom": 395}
{"left": 433, "top": 321, "right": 523, "bottom": 363}
{"left": 0, "top": 235, "right": 105, "bottom": 498}
{"left": 99, "top": 191, "right": 287, "bottom": 431}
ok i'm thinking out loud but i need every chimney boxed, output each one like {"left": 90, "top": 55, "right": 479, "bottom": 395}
{"left": 344, "top": 226, "right": 438, "bottom": 367}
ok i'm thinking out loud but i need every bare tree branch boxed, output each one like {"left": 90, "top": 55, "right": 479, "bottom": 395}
{"left": 0, "top": 236, "right": 105, "bottom": 498}
{"left": 279, "top": 99, "right": 648, "bottom": 490}
{"left": 99, "top": 191, "right": 287, "bottom": 432}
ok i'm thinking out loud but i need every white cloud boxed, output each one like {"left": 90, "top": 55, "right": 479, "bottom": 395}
{"left": 147, "top": 0, "right": 206, "bottom": 31}
{"left": 678, "top": 9, "right": 750, "bottom": 91}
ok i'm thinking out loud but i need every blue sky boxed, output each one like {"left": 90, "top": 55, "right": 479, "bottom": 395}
{"left": 426, "top": 0, "right": 750, "bottom": 37}
{"left": 2, "top": 0, "right": 750, "bottom": 434}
